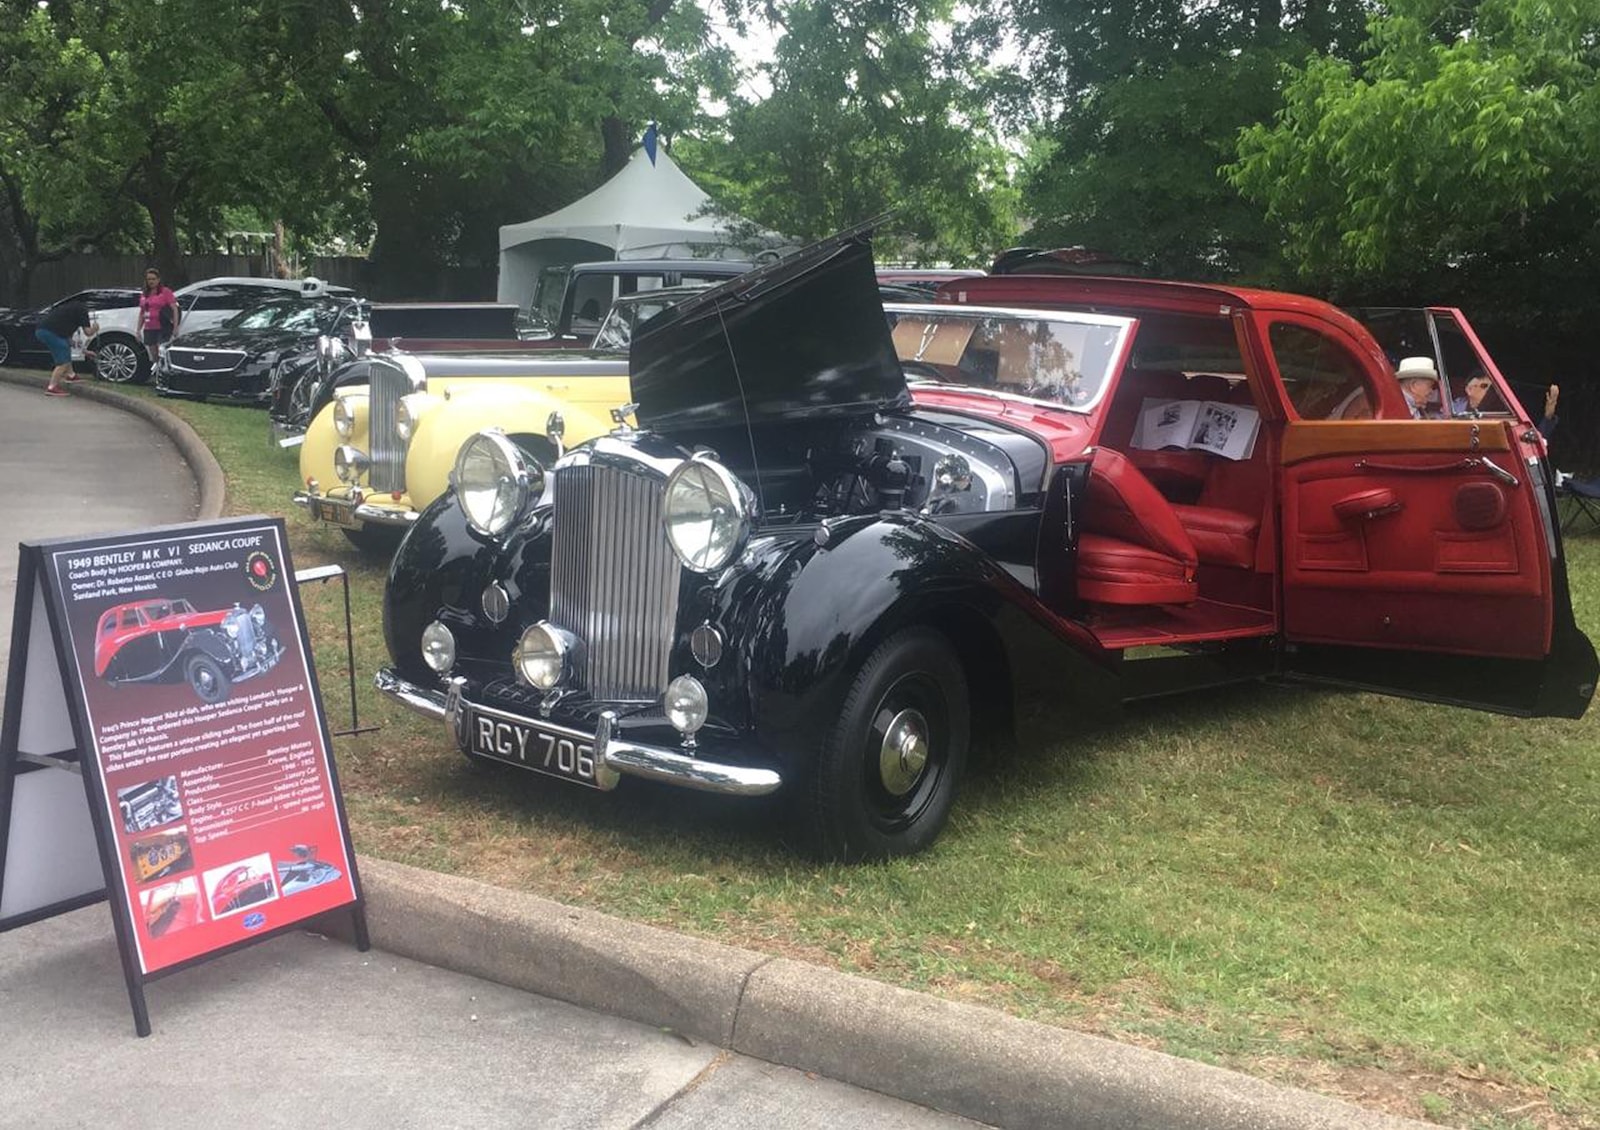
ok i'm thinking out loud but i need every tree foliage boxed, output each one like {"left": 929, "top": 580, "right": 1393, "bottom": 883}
{"left": 680, "top": 0, "right": 1020, "bottom": 264}
{"left": 1013, "top": 0, "right": 1372, "bottom": 278}
{"left": 1229, "top": 0, "right": 1600, "bottom": 324}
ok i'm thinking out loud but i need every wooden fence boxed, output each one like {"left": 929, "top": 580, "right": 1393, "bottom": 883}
{"left": 23, "top": 253, "right": 494, "bottom": 304}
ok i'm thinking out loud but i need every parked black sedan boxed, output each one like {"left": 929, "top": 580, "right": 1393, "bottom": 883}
{"left": 0, "top": 288, "right": 139, "bottom": 368}
{"left": 156, "top": 294, "right": 366, "bottom": 404}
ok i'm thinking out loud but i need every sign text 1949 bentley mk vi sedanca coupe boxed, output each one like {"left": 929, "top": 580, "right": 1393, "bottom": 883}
{"left": 377, "top": 229, "right": 1596, "bottom": 861}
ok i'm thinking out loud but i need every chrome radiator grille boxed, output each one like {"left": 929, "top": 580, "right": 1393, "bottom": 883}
{"left": 549, "top": 464, "right": 680, "bottom": 702}
{"left": 366, "top": 362, "right": 407, "bottom": 492}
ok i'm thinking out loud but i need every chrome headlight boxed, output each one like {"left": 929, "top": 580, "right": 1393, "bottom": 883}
{"left": 513, "top": 622, "right": 576, "bottom": 690}
{"left": 396, "top": 394, "right": 425, "bottom": 443}
{"left": 333, "top": 395, "right": 355, "bottom": 439}
{"left": 664, "top": 675, "right": 708, "bottom": 736}
{"left": 421, "top": 620, "right": 456, "bottom": 674}
{"left": 249, "top": 604, "right": 266, "bottom": 629}
{"left": 454, "top": 431, "right": 543, "bottom": 537}
{"left": 663, "top": 456, "right": 751, "bottom": 572}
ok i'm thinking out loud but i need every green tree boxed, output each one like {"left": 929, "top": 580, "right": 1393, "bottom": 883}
{"left": 1013, "top": 0, "right": 1372, "bottom": 279}
{"left": 1228, "top": 0, "right": 1600, "bottom": 327}
{"left": 680, "top": 0, "right": 1019, "bottom": 265}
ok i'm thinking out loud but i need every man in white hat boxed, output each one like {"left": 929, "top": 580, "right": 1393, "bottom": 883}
{"left": 1395, "top": 356, "right": 1443, "bottom": 419}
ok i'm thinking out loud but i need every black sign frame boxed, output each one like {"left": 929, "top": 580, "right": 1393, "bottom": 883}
{"left": 0, "top": 517, "right": 369, "bottom": 1036}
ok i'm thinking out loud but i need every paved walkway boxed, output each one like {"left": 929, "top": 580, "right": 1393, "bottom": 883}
{"left": 1, "top": 908, "right": 985, "bottom": 1130}
{"left": 0, "top": 379, "right": 986, "bottom": 1130}
{"left": 0, "top": 379, "right": 198, "bottom": 686}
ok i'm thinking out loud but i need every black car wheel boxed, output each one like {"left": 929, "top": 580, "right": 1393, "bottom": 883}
{"left": 0, "top": 333, "right": 11, "bottom": 366}
{"left": 804, "top": 627, "right": 969, "bottom": 862}
{"left": 341, "top": 523, "right": 406, "bottom": 556}
{"left": 185, "top": 653, "right": 232, "bottom": 705}
{"left": 95, "top": 336, "right": 149, "bottom": 384}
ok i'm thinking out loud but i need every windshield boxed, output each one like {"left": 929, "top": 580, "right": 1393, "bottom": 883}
{"left": 591, "top": 292, "right": 702, "bottom": 353}
{"left": 885, "top": 305, "right": 1132, "bottom": 411}
{"left": 226, "top": 299, "right": 340, "bottom": 332}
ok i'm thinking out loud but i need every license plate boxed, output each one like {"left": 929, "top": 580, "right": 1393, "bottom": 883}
{"left": 468, "top": 708, "right": 602, "bottom": 788}
{"left": 309, "top": 497, "right": 359, "bottom": 528}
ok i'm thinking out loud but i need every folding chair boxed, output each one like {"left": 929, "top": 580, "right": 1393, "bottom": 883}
{"left": 1556, "top": 474, "right": 1600, "bottom": 535}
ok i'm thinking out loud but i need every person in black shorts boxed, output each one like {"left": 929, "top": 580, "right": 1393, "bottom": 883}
{"left": 37, "top": 298, "right": 98, "bottom": 397}
{"left": 138, "top": 267, "right": 180, "bottom": 363}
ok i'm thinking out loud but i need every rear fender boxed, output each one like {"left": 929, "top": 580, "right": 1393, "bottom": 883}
{"left": 404, "top": 388, "right": 612, "bottom": 509}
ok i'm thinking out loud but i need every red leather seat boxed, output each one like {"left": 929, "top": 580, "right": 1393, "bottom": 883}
{"left": 1171, "top": 504, "right": 1259, "bottom": 570}
{"left": 1079, "top": 448, "right": 1198, "bottom": 605}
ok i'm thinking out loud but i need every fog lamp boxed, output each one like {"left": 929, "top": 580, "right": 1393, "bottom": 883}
{"left": 421, "top": 620, "right": 456, "bottom": 674}
{"left": 514, "top": 622, "right": 573, "bottom": 690}
{"left": 664, "top": 675, "right": 708, "bottom": 737}
{"left": 334, "top": 445, "right": 369, "bottom": 484}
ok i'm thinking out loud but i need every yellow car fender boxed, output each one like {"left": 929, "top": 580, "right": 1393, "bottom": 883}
{"left": 299, "top": 390, "right": 369, "bottom": 491}
{"left": 404, "top": 386, "right": 612, "bottom": 509}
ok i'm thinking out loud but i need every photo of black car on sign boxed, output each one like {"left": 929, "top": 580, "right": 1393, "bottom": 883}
{"left": 93, "top": 597, "right": 284, "bottom": 704}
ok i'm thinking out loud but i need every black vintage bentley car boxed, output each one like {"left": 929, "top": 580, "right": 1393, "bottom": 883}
{"left": 378, "top": 229, "right": 1595, "bottom": 861}
{"left": 95, "top": 598, "right": 285, "bottom": 704}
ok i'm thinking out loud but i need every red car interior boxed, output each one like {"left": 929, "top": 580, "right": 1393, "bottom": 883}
{"left": 934, "top": 275, "right": 1555, "bottom": 662}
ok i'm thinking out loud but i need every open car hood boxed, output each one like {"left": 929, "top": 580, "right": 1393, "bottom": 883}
{"left": 628, "top": 231, "right": 908, "bottom": 434}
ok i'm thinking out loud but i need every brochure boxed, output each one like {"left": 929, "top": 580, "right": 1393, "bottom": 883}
{"left": 1132, "top": 398, "right": 1260, "bottom": 461}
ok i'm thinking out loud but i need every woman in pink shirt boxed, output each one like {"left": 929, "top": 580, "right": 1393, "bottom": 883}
{"left": 138, "top": 267, "right": 180, "bottom": 363}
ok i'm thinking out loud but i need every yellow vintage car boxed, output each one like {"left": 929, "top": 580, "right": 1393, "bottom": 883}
{"left": 293, "top": 288, "right": 695, "bottom": 551}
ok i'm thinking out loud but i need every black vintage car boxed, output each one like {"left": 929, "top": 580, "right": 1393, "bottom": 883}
{"left": 95, "top": 598, "right": 284, "bottom": 704}
{"left": 157, "top": 295, "right": 366, "bottom": 404}
{"left": 377, "top": 229, "right": 1595, "bottom": 861}
{"left": 0, "top": 288, "right": 139, "bottom": 367}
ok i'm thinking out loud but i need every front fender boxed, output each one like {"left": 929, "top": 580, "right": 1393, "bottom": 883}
{"left": 714, "top": 514, "right": 1112, "bottom": 764}
{"left": 299, "top": 391, "right": 368, "bottom": 490}
{"left": 404, "top": 387, "right": 612, "bottom": 507}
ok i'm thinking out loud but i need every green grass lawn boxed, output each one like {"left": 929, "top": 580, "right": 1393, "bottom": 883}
{"left": 80, "top": 377, "right": 1600, "bottom": 1128}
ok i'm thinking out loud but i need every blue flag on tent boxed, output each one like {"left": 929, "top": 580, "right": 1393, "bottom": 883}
{"left": 642, "top": 122, "right": 658, "bottom": 165}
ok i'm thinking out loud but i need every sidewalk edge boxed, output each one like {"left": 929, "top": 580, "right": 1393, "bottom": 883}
{"left": 332, "top": 857, "right": 1439, "bottom": 1130}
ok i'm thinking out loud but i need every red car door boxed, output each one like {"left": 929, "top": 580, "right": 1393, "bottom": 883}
{"left": 1259, "top": 310, "right": 1595, "bottom": 718}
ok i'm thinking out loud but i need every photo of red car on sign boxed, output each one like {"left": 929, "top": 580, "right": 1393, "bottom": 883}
{"left": 202, "top": 854, "right": 279, "bottom": 919}
{"left": 93, "top": 597, "right": 285, "bottom": 704}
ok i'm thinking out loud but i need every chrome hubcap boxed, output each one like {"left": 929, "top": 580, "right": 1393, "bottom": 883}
{"left": 99, "top": 343, "right": 139, "bottom": 382}
{"left": 0, "top": 336, "right": 10, "bottom": 364}
{"left": 195, "top": 669, "right": 215, "bottom": 694}
{"left": 878, "top": 708, "right": 930, "bottom": 796}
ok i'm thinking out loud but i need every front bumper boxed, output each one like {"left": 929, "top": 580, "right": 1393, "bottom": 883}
{"left": 374, "top": 668, "right": 783, "bottom": 797}
{"left": 292, "top": 487, "right": 419, "bottom": 528}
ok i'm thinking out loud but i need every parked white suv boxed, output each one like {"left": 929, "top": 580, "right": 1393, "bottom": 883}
{"left": 92, "top": 276, "right": 350, "bottom": 384}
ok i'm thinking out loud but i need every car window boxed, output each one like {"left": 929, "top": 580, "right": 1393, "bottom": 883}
{"left": 887, "top": 307, "right": 1130, "bottom": 411}
{"left": 99, "top": 612, "right": 117, "bottom": 636}
{"left": 185, "top": 289, "right": 232, "bottom": 312}
{"left": 1268, "top": 321, "right": 1378, "bottom": 420}
{"left": 534, "top": 267, "right": 569, "bottom": 327}
{"left": 228, "top": 299, "right": 336, "bottom": 331}
{"left": 569, "top": 274, "right": 614, "bottom": 329}
{"left": 1433, "top": 311, "right": 1511, "bottom": 417}
{"left": 120, "top": 609, "right": 142, "bottom": 628}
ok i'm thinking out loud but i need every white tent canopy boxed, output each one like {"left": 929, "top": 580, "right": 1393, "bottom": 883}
{"left": 497, "top": 147, "right": 771, "bottom": 306}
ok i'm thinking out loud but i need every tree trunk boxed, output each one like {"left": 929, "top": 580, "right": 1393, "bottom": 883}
{"left": 601, "top": 115, "right": 633, "bottom": 179}
{"left": 146, "top": 193, "right": 186, "bottom": 286}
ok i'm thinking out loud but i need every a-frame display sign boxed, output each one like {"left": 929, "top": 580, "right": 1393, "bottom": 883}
{"left": 0, "top": 516, "right": 368, "bottom": 1035}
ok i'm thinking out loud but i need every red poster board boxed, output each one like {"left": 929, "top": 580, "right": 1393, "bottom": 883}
{"left": 0, "top": 516, "right": 367, "bottom": 1035}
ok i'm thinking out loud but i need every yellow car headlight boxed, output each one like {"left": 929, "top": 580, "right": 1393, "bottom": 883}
{"left": 333, "top": 395, "right": 356, "bottom": 439}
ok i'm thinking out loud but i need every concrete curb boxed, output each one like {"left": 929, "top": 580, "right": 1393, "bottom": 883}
{"left": 332, "top": 858, "right": 1437, "bottom": 1130}
{"left": 0, "top": 369, "right": 225, "bottom": 519}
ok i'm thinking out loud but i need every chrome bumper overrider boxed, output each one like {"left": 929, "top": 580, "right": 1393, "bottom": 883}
{"left": 373, "top": 668, "right": 782, "bottom": 797}
{"left": 291, "top": 489, "right": 420, "bottom": 526}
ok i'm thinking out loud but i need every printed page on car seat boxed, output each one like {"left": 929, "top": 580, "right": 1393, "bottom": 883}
{"left": 1132, "top": 398, "right": 1260, "bottom": 461}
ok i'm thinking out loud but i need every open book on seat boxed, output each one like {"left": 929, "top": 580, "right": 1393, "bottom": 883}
{"left": 1132, "top": 398, "right": 1261, "bottom": 461}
